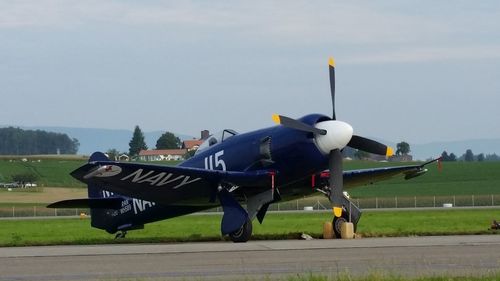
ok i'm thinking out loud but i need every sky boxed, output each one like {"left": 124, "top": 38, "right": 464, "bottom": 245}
{"left": 1, "top": 1, "right": 499, "bottom": 144}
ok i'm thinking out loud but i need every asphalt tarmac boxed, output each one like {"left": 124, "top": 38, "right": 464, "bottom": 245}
{"left": 1, "top": 235, "right": 499, "bottom": 280}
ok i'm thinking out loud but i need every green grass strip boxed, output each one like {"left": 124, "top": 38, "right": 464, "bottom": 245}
{"left": 0, "top": 208, "right": 499, "bottom": 247}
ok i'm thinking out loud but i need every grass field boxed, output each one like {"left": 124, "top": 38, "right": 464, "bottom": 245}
{"left": 0, "top": 157, "right": 87, "bottom": 187}
{"left": 0, "top": 156, "right": 182, "bottom": 188}
{"left": 345, "top": 161, "right": 500, "bottom": 198}
{"left": 0, "top": 208, "right": 498, "bottom": 246}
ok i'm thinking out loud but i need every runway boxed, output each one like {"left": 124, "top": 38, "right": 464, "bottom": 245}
{"left": 1, "top": 235, "right": 499, "bottom": 280}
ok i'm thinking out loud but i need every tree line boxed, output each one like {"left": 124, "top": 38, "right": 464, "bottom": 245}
{"left": 441, "top": 149, "right": 499, "bottom": 162}
{"left": 0, "top": 127, "right": 79, "bottom": 155}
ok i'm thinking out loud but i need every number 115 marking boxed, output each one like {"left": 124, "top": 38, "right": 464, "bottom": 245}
{"left": 204, "top": 150, "right": 226, "bottom": 171}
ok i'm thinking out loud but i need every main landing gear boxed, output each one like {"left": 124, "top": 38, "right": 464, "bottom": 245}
{"left": 332, "top": 209, "right": 357, "bottom": 238}
{"left": 229, "top": 218, "right": 253, "bottom": 243}
{"left": 328, "top": 196, "right": 362, "bottom": 239}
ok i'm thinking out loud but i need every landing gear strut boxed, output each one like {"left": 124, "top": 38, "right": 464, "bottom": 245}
{"left": 115, "top": 231, "right": 127, "bottom": 239}
{"left": 229, "top": 218, "right": 253, "bottom": 243}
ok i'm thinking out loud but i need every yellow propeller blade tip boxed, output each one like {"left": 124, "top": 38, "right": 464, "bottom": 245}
{"left": 386, "top": 147, "right": 395, "bottom": 157}
{"left": 333, "top": 207, "right": 343, "bottom": 217}
{"left": 328, "top": 57, "right": 335, "bottom": 67}
{"left": 272, "top": 114, "right": 281, "bottom": 124}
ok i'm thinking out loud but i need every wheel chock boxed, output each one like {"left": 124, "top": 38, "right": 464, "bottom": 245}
{"left": 340, "top": 222, "right": 354, "bottom": 239}
{"left": 323, "top": 221, "right": 334, "bottom": 239}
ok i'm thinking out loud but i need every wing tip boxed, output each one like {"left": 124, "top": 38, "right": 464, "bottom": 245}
{"left": 328, "top": 57, "right": 335, "bottom": 67}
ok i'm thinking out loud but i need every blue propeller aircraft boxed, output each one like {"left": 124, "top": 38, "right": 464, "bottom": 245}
{"left": 49, "top": 57, "right": 439, "bottom": 242}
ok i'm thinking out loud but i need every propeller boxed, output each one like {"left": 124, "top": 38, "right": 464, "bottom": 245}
{"left": 329, "top": 149, "right": 343, "bottom": 217}
{"left": 348, "top": 135, "right": 394, "bottom": 157}
{"left": 272, "top": 57, "right": 394, "bottom": 217}
{"left": 272, "top": 114, "right": 326, "bottom": 135}
{"left": 329, "top": 57, "right": 336, "bottom": 120}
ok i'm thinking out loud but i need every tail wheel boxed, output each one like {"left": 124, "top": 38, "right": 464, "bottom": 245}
{"left": 229, "top": 218, "right": 252, "bottom": 243}
{"left": 114, "top": 231, "right": 127, "bottom": 239}
{"left": 332, "top": 211, "right": 356, "bottom": 238}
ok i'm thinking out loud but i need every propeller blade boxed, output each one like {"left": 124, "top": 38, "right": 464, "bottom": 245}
{"left": 272, "top": 114, "right": 327, "bottom": 135}
{"left": 348, "top": 135, "right": 394, "bottom": 156}
{"left": 329, "top": 57, "right": 336, "bottom": 120}
{"left": 329, "top": 148, "right": 344, "bottom": 217}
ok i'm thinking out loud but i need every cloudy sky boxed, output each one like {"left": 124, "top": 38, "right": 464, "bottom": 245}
{"left": 1, "top": 1, "right": 499, "bottom": 143}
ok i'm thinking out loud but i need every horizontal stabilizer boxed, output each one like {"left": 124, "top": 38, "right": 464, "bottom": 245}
{"left": 47, "top": 198, "right": 123, "bottom": 209}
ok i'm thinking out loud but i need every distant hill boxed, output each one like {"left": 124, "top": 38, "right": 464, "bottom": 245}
{"left": 8, "top": 126, "right": 195, "bottom": 155}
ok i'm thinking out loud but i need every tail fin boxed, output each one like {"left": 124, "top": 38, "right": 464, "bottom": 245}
{"left": 48, "top": 152, "right": 141, "bottom": 234}
{"left": 87, "top": 151, "right": 111, "bottom": 199}
{"left": 86, "top": 152, "right": 123, "bottom": 233}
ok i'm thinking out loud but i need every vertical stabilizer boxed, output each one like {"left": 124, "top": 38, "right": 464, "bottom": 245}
{"left": 86, "top": 152, "right": 117, "bottom": 232}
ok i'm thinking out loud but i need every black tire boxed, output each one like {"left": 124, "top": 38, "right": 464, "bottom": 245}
{"left": 229, "top": 218, "right": 252, "bottom": 243}
{"left": 114, "top": 231, "right": 127, "bottom": 239}
{"left": 332, "top": 211, "right": 356, "bottom": 239}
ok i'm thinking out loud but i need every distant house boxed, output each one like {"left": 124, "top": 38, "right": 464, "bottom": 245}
{"left": 389, "top": 155, "right": 413, "bottom": 162}
{"left": 179, "top": 130, "right": 209, "bottom": 153}
{"left": 182, "top": 139, "right": 203, "bottom": 151}
{"left": 104, "top": 153, "right": 130, "bottom": 162}
{"left": 118, "top": 154, "right": 130, "bottom": 161}
{"left": 370, "top": 154, "right": 387, "bottom": 162}
{"left": 138, "top": 149, "right": 188, "bottom": 161}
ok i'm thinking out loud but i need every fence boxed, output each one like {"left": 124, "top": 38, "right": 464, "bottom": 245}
{"left": 258, "top": 194, "right": 500, "bottom": 212}
{"left": 0, "top": 207, "right": 88, "bottom": 218}
{"left": 1, "top": 194, "right": 500, "bottom": 218}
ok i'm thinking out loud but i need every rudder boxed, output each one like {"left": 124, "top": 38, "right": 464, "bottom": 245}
{"left": 87, "top": 152, "right": 120, "bottom": 233}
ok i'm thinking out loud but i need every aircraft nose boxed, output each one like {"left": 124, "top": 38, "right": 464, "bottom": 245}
{"left": 313, "top": 120, "right": 353, "bottom": 154}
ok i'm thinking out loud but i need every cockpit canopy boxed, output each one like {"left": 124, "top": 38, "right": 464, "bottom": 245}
{"left": 195, "top": 129, "right": 238, "bottom": 155}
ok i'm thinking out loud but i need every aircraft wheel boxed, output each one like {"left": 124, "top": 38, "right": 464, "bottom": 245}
{"left": 229, "top": 218, "right": 252, "bottom": 243}
{"left": 114, "top": 231, "right": 127, "bottom": 239}
{"left": 332, "top": 211, "right": 356, "bottom": 239}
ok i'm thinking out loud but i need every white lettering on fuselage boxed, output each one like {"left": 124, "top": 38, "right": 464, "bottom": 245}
{"left": 101, "top": 190, "right": 156, "bottom": 215}
{"left": 120, "top": 203, "right": 131, "bottom": 214}
{"left": 120, "top": 169, "right": 201, "bottom": 189}
{"left": 102, "top": 190, "right": 114, "bottom": 198}
{"left": 132, "top": 198, "right": 155, "bottom": 214}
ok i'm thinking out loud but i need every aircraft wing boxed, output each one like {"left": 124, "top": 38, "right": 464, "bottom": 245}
{"left": 317, "top": 158, "right": 441, "bottom": 188}
{"left": 71, "top": 161, "right": 273, "bottom": 205}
